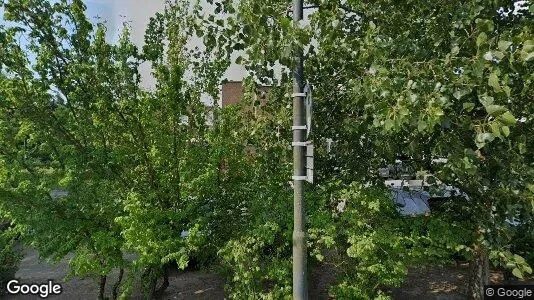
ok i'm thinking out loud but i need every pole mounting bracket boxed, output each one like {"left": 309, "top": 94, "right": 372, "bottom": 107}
{"left": 292, "top": 92, "right": 306, "bottom": 97}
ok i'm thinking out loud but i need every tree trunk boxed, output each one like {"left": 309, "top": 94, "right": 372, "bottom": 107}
{"left": 469, "top": 245, "right": 490, "bottom": 300}
{"left": 98, "top": 275, "right": 107, "bottom": 300}
{"left": 141, "top": 266, "right": 156, "bottom": 299}
{"left": 155, "top": 264, "right": 170, "bottom": 297}
{"left": 142, "top": 264, "right": 170, "bottom": 299}
{"left": 112, "top": 268, "right": 124, "bottom": 300}
{"left": 149, "top": 269, "right": 158, "bottom": 299}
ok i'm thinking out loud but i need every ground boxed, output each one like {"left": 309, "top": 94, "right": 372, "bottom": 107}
{"left": 6, "top": 247, "right": 225, "bottom": 300}
{"left": 6, "top": 248, "right": 534, "bottom": 299}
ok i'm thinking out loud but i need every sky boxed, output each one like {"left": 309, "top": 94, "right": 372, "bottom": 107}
{"left": 84, "top": 0, "right": 167, "bottom": 89}
{"left": 84, "top": 0, "right": 246, "bottom": 91}
{"left": 84, "top": 0, "right": 167, "bottom": 49}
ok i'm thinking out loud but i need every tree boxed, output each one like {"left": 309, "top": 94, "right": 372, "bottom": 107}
{"left": 210, "top": 79, "right": 295, "bottom": 298}
{"left": 203, "top": 0, "right": 534, "bottom": 298}
{"left": 0, "top": 217, "right": 21, "bottom": 296}
{"left": 0, "top": 0, "right": 241, "bottom": 298}
{"left": 2, "top": 0, "right": 532, "bottom": 298}
{"left": 0, "top": 1, "right": 134, "bottom": 298}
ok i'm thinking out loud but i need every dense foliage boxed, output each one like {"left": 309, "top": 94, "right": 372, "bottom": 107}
{"left": 0, "top": 0, "right": 217, "bottom": 298}
{"left": 0, "top": 0, "right": 532, "bottom": 299}
{"left": 202, "top": 0, "right": 534, "bottom": 298}
{"left": 0, "top": 223, "right": 21, "bottom": 296}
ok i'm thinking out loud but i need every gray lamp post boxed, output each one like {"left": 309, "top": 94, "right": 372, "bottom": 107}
{"left": 291, "top": 0, "right": 307, "bottom": 299}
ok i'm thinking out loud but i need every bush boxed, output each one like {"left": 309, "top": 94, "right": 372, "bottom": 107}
{"left": 0, "top": 229, "right": 22, "bottom": 295}
{"left": 308, "top": 182, "right": 475, "bottom": 299}
{"left": 509, "top": 220, "right": 534, "bottom": 278}
{"left": 218, "top": 222, "right": 292, "bottom": 299}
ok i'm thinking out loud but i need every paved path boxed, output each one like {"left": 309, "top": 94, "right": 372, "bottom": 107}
{"left": 7, "top": 247, "right": 226, "bottom": 299}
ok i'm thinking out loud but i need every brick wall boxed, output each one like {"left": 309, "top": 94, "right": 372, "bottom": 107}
{"left": 221, "top": 81, "right": 271, "bottom": 107}
{"left": 221, "top": 81, "right": 244, "bottom": 107}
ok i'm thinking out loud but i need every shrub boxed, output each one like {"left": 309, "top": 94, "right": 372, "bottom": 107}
{"left": 218, "top": 222, "right": 292, "bottom": 299}
{"left": 0, "top": 229, "right": 22, "bottom": 295}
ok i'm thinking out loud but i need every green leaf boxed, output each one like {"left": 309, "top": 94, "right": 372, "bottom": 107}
{"left": 384, "top": 119, "right": 394, "bottom": 131}
{"left": 522, "top": 52, "right": 534, "bottom": 62}
{"left": 233, "top": 43, "right": 244, "bottom": 50}
{"left": 498, "top": 40, "right": 512, "bottom": 52}
{"left": 451, "top": 45, "right": 460, "bottom": 56}
{"left": 475, "top": 133, "right": 494, "bottom": 148}
{"left": 514, "top": 254, "right": 526, "bottom": 264}
{"left": 417, "top": 120, "right": 427, "bottom": 132}
{"left": 490, "top": 122, "right": 501, "bottom": 138}
{"left": 476, "top": 19, "right": 494, "bottom": 32}
{"left": 331, "top": 20, "right": 340, "bottom": 28}
{"left": 512, "top": 268, "right": 523, "bottom": 279}
{"left": 476, "top": 32, "right": 487, "bottom": 48}
{"left": 492, "top": 51, "right": 504, "bottom": 60}
{"left": 463, "top": 102, "right": 475, "bottom": 112}
{"left": 478, "top": 95, "right": 494, "bottom": 106}
{"left": 488, "top": 72, "right": 501, "bottom": 92}
{"left": 485, "top": 105, "right": 507, "bottom": 117}
{"left": 501, "top": 125, "right": 510, "bottom": 137}
{"left": 482, "top": 132, "right": 494, "bottom": 142}
{"left": 519, "top": 142, "right": 527, "bottom": 154}
{"left": 280, "top": 18, "right": 290, "bottom": 30}
{"left": 453, "top": 89, "right": 470, "bottom": 100}
{"left": 503, "top": 85, "right": 511, "bottom": 98}
{"left": 497, "top": 112, "right": 516, "bottom": 126}
{"left": 475, "top": 141, "right": 486, "bottom": 149}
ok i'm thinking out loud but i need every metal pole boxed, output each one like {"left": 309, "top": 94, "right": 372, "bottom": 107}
{"left": 292, "top": 0, "right": 307, "bottom": 299}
